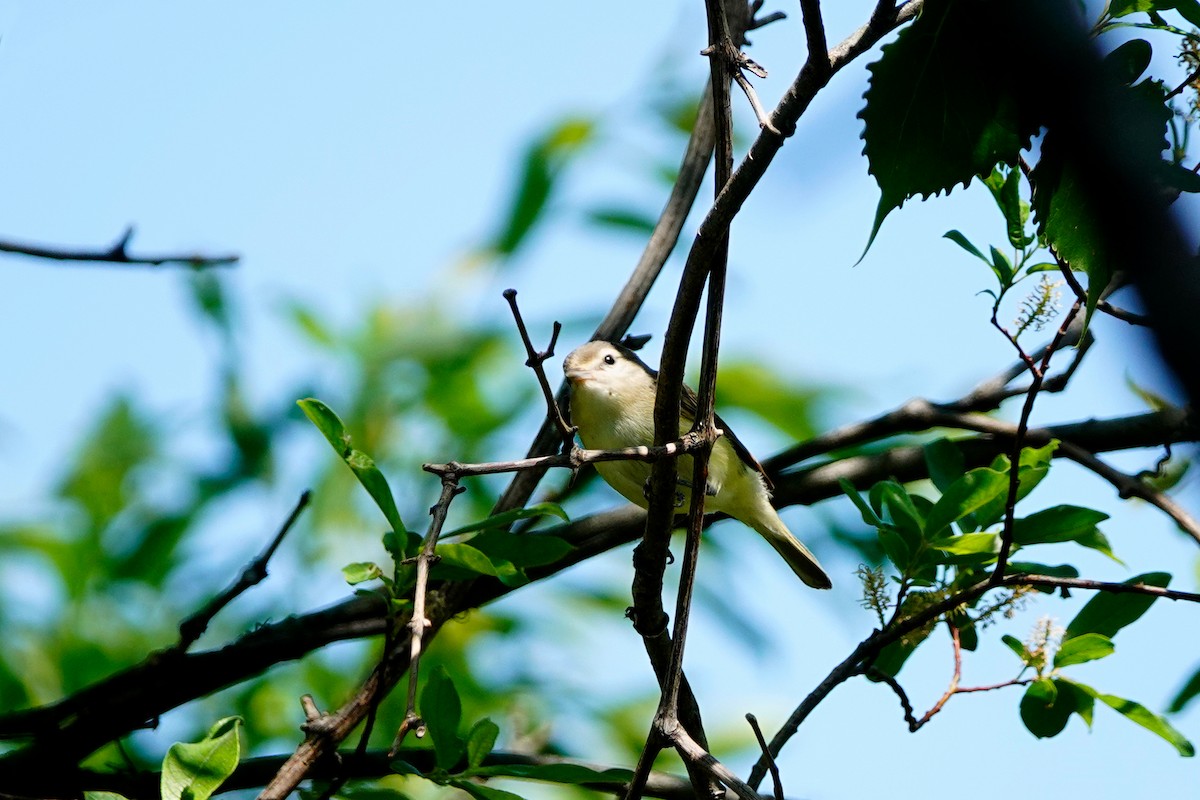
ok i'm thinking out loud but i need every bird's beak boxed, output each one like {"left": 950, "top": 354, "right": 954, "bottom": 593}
{"left": 564, "top": 366, "right": 591, "bottom": 384}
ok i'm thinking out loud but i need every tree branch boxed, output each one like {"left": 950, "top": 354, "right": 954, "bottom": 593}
{"left": 0, "top": 227, "right": 239, "bottom": 268}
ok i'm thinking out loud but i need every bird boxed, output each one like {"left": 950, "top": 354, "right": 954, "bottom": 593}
{"left": 562, "top": 340, "right": 831, "bottom": 589}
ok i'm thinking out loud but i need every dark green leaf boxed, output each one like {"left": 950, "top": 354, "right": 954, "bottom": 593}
{"left": 924, "top": 438, "right": 966, "bottom": 493}
{"left": 445, "top": 503, "right": 569, "bottom": 537}
{"left": 878, "top": 528, "right": 912, "bottom": 573}
{"left": 467, "top": 531, "right": 574, "bottom": 569}
{"left": 466, "top": 718, "right": 500, "bottom": 769}
{"left": 989, "top": 245, "right": 1015, "bottom": 286}
{"left": 1032, "top": 80, "right": 1169, "bottom": 321}
{"left": 1054, "top": 633, "right": 1115, "bottom": 667}
{"left": 859, "top": 0, "right": 1036, "bottom": 252}
{"left": 925, "top": 468, "right": 1009, "bottom": 536}
{"left": 1103, "top": 39, "right": 1153, "bottom": 85}
{"left": 840, "top": 478, "right": 885, "bottom": 528}
{"left": 1098, "top": 694, "right": 1196, "bottom": 756}
{"left": 1065, "top": 572, "right": 1171, "bottom": 641}
{"left": 1168, "top": 665, "right": 1200, "bottom": 713}
{"left": 1012, "top": 505, "right": 1109, "bottom": 545}
{"left": 1020, "top": 678, "right": 1074, "bottom": 738}
{"left": 421, "top": 667, "right": 464, "bottom": 770}
{"left": 1001, "top": 634, "right": 1031, "bottom": 664}
{"left": 161, "top": 716, "right": 242, "bottom": 800}
{"left": 872, "top": 481, "right": 924, "bottom": 539}
{"left": 943, "top": 230, "right": 990, "bottom": 264}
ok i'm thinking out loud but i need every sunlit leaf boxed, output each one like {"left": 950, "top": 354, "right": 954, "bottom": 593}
{"left": 161, "top": 717, "right": 242, "bottom": 800}
{"left": 924, "top": 468, "right": 1009, "bottom": 536}
{"left": 298, "top": 398, "right": 408, "bottom": 542}
{"left": 1054, "top": 633, "right": 1115, "bottom": 667}
{"left": 1098, "top": 694, "right": 1196, "bottom": 756}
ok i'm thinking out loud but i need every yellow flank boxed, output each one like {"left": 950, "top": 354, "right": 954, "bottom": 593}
{"left": 563, "top": 340, "right": 831, "bottom": 589}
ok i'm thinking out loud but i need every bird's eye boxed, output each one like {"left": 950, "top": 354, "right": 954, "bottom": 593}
{"left": 603, "top": 354, "right": 616, "bottom": 365}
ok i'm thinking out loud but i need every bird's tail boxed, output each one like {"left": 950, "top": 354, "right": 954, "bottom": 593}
{"left": 749, "top": 503, "right": 832, "bottom": 589}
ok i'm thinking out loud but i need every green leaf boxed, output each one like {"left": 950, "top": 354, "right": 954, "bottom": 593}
{"left": 1054, "top": 633, "right": 1115, "bottom": 667}
{"left": 930, "top": 532, "right": 999, "bottom": 555}
{"left": 989, "top": 245, "right": 1015, "bottom": 287}
{"left": 466, "top": 718, "right": 500, "bottom": 769}
{"left": 1022, "top": 676, "right": 1089, "bottom": 738}
{"left": 435, "top": 543, "right": 500, "bottom": 578}
{"left": 1098, "top": 694, "right": 1196, "bottom": 756}
{"left": 1002, "top": 633, "right": 1032, "bottom": 664}
{"left": 161, "top": 717, "right": 242, "bottom": 800}
{"left": 840, "top": 478, "right": 884, "bottom": 528}
{"left": 984, "top": 166, "right": 1033, "bottom": 249}
{"left": 467, "top": 531, "right": 574, "bottom": 569}
{"left": 1168, "top": 665, "right": 1200, "bottom": 713}
{"left": 1012, "top": 505, "right": 1109, "bottom": 545}
{"left": 85, "top": 794, "right": 131, "bottom": 800}
{"left": 969, "top": 442, "right": 1057, "bottom": 528}
{"left": 449, "top": 781, "right": 528, "bottom": 800}
{"left": 859, "top": 0, "right": 1036, "bottom": 253}
{"left": 924, "top": 438, "right": 966, "bottom": 493}
{"left": 585, "top": 207, "right": 657, "bottom": 236}
{"left": 871, "top": 481, "right": 925, "bottom": 538}
{"left": 925, "top": 468, "right": 1009, "bottom": 536}
{"left": 1065, "top": 572, "right": 1171, "bottom": 641}
{"left": 943, "top": 230, "right": 990, "bottom": 264}
{"left": 445, "top": 503, "right": 569, "bottom": 537}
{"left": 342, "top": 562, "right": 384, "bottom": 585}
{"left": 487, "top": 116, "right": 596, "bottom": 258}
{"left": 298, "top": 398, "right": 408, "bottom": 541}
{"left": 421, "top": 667, "right": 464, "bottom": 770}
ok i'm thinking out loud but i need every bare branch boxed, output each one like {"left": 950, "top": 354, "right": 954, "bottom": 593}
{"left": 503, "top": 289, "right": 576, "bottom": 453}
{"left": 0, "top": 227, "right": 238, "bottom": 268}
{"left": 176, "top": 491, "right": 310, "bottom": 651}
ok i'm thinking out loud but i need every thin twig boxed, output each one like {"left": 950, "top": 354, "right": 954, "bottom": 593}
{"left": 748, "top": 571, "right": 1200, "bottom": 790}
{"left": 907, "top": 624, "right": 962, "bottom": 731}
{"left": 990, "top": 295, "right": 1085, "bottom": 583}
{"left": 0, "top": 227, "right": 239, "bottom": 268}
{"left": 176, "top": 491, "right": 311, "bottom": 650}
{"left": 257, "top": 478, "right": 464, "bottom": 799}
{"left": 390, "top": 475, "right": 464, "bottom": 754}
{"left": 745, "top": 714, "right": 783, "bottom": 800}
{"left": 503, "top": 288, "right": 576, "bottom": 453}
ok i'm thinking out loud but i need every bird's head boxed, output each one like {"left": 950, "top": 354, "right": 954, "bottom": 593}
{"left": 563, "top": 340, "right": 656, "bottom": 396}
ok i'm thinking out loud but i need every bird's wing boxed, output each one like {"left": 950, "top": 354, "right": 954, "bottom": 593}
{"left": 679, "top": 382, "right": 774, "bottom": 492}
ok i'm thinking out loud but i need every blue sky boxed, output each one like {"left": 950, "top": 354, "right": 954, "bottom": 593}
{"left": 0, "top": 2, "right": 1197, "bottom": 797}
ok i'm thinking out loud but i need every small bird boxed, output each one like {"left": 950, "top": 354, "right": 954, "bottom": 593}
{"left": 563, "top": 340, "right": 831, "bottom": 589}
